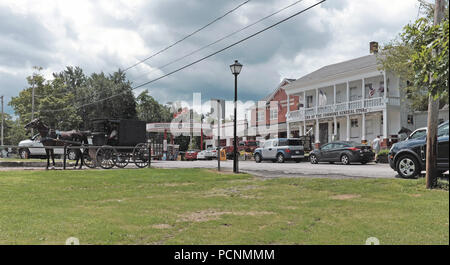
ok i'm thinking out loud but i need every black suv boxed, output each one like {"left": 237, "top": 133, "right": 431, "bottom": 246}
{"left": 389, "top": 121, "right": 449, "bottom": 178}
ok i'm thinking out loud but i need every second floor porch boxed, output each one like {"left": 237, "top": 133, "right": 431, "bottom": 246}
{"left": 286, "top": 96, "right": 400, "bottom": 122}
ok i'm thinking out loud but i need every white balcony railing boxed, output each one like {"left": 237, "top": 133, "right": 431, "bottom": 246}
{"left": 335, "top": 102, "right": 348, "bottom": 112}
{"left": 317, "top": 104, "right": 335, "bottom": 114}
{"left": 305, "top": 107, "right": 315, "bottom": 117}
{"left": 364, "top": 97, "right": 384, "bottom": 108}
{"left": 287, "top": 109, "right": 304, "bottom": 121}
{"left": 349, "top": 100, "right": 363, "bottom": 110}
{"left": 287, "top": 97, "right": 387, "bottom": 122}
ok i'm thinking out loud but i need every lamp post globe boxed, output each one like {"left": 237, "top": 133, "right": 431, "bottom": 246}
{"left": 230, "top": 60, "right": 242, "bottom": 173}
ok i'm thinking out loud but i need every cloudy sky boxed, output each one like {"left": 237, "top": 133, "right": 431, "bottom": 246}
{"left": 0, "top": 0, "right": 422, "bottom": 115}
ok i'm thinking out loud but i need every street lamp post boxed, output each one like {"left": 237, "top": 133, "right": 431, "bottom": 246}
{"left": 230, "top": 60, "right": 242, "bottom": 173}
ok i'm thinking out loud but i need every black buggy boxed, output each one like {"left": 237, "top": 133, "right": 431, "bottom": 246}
{"left": 84, "top": 119, "right": 150, "bottom": 169}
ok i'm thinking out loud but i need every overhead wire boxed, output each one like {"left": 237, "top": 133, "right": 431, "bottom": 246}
{"left": 28, "top": 0, "right": 327, "bottom": 114}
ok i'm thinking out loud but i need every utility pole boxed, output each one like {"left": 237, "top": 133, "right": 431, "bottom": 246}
{"left": 1, "top": 95, "right": 4, "bottom": 146}
{"left": 425, "top": 0, "right": 445, "bottom": 189}
{"left": 31, "top": 83, "right": 35, "bottom": 135}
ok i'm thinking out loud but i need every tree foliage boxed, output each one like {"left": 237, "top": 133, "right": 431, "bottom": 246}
{"left": 378, "top": 0, "right": 449, "bottom": 111}
{"left": 136, "top": 90, "right": 172, "bottom": 123}
{"left": 9, "top": 66, "right": 140, "bottom": 132}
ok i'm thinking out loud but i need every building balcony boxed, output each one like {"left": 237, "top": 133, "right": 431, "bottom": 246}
{"left": 286, "top": 96, "right": 400, "bottom": 122}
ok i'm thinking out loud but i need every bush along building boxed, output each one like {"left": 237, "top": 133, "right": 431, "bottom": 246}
{"left": 284, "top": 42, "right": 448, "bottom": 149}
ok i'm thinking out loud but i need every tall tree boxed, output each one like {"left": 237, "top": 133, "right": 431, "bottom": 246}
{"left": 136, "top": 90, "right": 172, "bottom": 123}
{"left": 378, "top": 0, "right": 449, "bottom": 111}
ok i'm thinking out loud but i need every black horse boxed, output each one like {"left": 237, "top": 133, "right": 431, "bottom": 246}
{"left": 24, "top": 118, "right": 89, "bottom": 169}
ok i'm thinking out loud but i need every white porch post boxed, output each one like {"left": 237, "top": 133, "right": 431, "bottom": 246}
{"left": 383, "top": 71, "right": 388, "bottom": 142}
{"left": 362, "top": 113, "right": 366, "bottom": 142}
{"left": 383, "top": 109, "right": 388, "bottom": 139}
{"left": 303, "top": 121, "right": 306, "bottom": 137}
{"left": 315, "top": 118, "right": 320, "bottom": 144}
{"left": 315, "top": 88, "right": 319, "bottom": 112}
{"left": 333, "top": 84, "right": 336, "bottom": 105}
{"left": 333, "top": 116, "right": 337, "bottom": 141}
{"left": 346, "top": 81, "right": 350, "bottom": 103}
{"left": 362, "top": 78, "right": 365, "bottom": 107}
{"left": 346, "top": 115, "right": 350, "bottom": 141}
{"left": 287, "top": 122, "right": 291, "bottom": 138}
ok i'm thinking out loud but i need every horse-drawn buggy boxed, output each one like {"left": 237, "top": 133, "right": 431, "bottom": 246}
{"left": 86, "top": 119, "right": 150, "bottom": 169}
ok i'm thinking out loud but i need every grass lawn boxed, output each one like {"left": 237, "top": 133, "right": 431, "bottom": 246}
{"left": 0, "top": 168, "right": 448, "bottom": 245}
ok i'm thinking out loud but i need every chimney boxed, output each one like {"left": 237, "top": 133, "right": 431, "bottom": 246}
{"left": 370, "top": 41, "right": 379, "bottom": 54}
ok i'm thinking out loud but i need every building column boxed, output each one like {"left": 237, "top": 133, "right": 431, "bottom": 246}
{"left": 361, "top": 113, "right": 366, "bottom": 143}
{"left": 303, "top": 120, "right": 307, "bottom": 136}
{"left": 333, "top": 116, "right": 337, "bottom": 141}
{"left": 315, "top": 119, "right": 320, "bottom": 149}
{"left": 346, "top": 115, "right": 350, "bottom": 141}
{"left": 287, "top": 122, "right": 291, "bottom": 138}
{"left": 383, "top": 109, "right": 388, "bottom": 144}
{"left": 315, "top": 88, "right": 319, "bottom": 111}
{"left": 383, "top": 71, "right": 387, "bottom": 99}
{"left": 362, "top": 78, "right": 365, "bottom": 107}
{"left": 346, "top": 81, "right": 350, "bottom": 103}
{"left": 333, "top": 84, "right": 336, "bottom": 105}
{"left": 303, "top": 91, "right": 306, "bottom": 108}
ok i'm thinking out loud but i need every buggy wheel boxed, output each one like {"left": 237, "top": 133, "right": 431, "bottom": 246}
{"left": 133, "top": 143, "right": 149, "bottom": 168}
{"left": 114, "top": 152, "right": 129, "bottom": 168}
{"left": 96, "top": 146, "right": 115, "bottom": 169}
{"left": 82, "top": 150, "right": 96, "bottom": 168}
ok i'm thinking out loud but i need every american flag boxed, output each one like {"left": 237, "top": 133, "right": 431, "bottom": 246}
{"left": 368, "top": 84, "right": 375, "bottom": 97}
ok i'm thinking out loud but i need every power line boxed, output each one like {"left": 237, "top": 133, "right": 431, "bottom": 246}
{"left": 33, "top": 0, "right": 306, "bottom": 105}
{"left": 131, "top": 0, "right": 306, "bottom": 84}
{"left": 122, "top": 0, "right": 251, "bottom": 72}
{"left": 31, "top": 0, "right": 327, "bottom": 114}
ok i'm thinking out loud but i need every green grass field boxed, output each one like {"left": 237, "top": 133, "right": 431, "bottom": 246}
{"left": 0, "top": 168, "right": 448, "bottom": 245}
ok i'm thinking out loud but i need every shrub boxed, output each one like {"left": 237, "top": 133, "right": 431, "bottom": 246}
{"left": 377, "top": 149, "right": 390, "bottom": 156}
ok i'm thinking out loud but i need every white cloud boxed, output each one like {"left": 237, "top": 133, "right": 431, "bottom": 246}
{"left": 0, "top": 0, "right": 420, "bottom": 115}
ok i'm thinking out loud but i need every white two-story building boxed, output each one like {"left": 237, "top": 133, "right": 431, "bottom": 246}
{"left": 285, "top": 42, "right": 405, "bottom": 148}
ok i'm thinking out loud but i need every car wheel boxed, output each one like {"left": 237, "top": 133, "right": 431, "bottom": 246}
{"left": 341, "top": 154, "right": 350, "bottom": 165}
{"left": 310, "top": 154, "right": 318, "bottom": 164}
{"left": 255, "top": 153, "right": 262, "bottom": 163}
{"left": 295, "top": 159, "right": 301, "bottom": 163}
{"left": 277, "top": 153, "right": 285, "bottom": 163}
{"left": 396, "top": 155, "right": 420, "bottom": 178}
{"left": 19, "top": 148, "right": 30, "bottom": 159}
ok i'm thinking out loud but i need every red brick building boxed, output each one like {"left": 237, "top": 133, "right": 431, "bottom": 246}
{"left": 249, "top": 78, "right": 300, "bottom": 139}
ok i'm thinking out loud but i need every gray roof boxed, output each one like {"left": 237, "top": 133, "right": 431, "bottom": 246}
{"left": 292, "top": 54, "right": 380, "bottom": 87}
{"left": 262, "top": 78, "right": 295, "bottom": 101}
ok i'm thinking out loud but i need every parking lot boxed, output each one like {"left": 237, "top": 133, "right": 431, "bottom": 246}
{"left": 151, "top": 160, "right": 398, "bottom": 179}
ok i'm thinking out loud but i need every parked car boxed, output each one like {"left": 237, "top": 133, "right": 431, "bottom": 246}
{"left": 254, "top": 138, "right": 304, "bottom": 163}
{"left": 238, "top": 140, "right": 260, "bottom": 153}
{"left": 388, "top": 121, "right": 449, "bottom": 178}
{"left": 406, "top": 127, "right": 427, "bottom": 140}
{"left": 197, "top": 148, "right": 217, "bottom": 160}
{"left": 18, "top": 134, "right": 87, "bottom": 160}
{"left": 185, "top": 150, "right": 200, "bottom": 161}
{"left": 309, "top": 141, "right": 374, "bottom": 165}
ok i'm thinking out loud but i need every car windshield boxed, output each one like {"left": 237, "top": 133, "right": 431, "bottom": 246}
{"left": 278, "top": 139, "right": 301, "bottom": 146}
{"left": 437, "top": 122, "right": 449, "bottom": 137}
{"left": 247, "top": 142, "right": 257, "bottom": 146}
{"left": 409, "top": 129, "right": 427, "bottom": 139}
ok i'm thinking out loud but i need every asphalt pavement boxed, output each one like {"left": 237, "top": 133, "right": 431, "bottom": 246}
{"left": 151, "top": 160, "right": 398, "bottom": 179}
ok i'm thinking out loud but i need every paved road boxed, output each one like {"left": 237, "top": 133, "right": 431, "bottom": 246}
{"left": 0, "top": 159, "right": 398, "bottom": 179}
{"left": 151, "top": 160, "right": 397, "bottom": 179}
